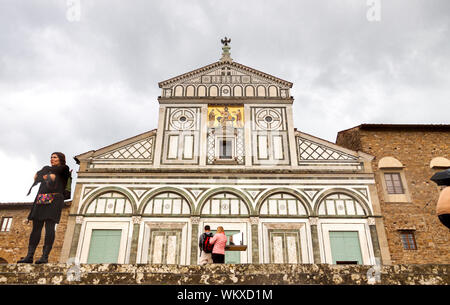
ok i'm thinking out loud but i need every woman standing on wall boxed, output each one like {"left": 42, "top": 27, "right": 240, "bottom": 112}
{"left": 209, "top": 226, "right": 227, "bottom": 264}
{"left": 18, "top": 152, "right": 70, "bottom": 264}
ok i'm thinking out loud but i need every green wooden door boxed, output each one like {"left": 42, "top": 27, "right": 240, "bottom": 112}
{"left": 87, "top": 229, "right": 122, "bottom": 264}
{"left": 225, "top": 230, "right": 240, "bottom": 264}
{"left": 329, "top": 231, "right": 363, "bottom": 264}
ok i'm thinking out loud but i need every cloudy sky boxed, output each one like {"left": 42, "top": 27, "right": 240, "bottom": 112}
{"left": 0, "top": 0, "right": 449, "bottom": 202}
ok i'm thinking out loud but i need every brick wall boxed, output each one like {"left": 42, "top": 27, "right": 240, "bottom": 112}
{"left": 337, "top": 126, "right": 450, "bottom": 264}
{"left": 0, "top": 203, "right": 70, "bottom": 264}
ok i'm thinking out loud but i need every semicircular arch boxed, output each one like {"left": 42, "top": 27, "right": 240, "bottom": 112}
{"left": 195, "top": 187, "right": 254, "bottom": 216}
{"left": 255, "top": 188, "right": 312, "bottom": 216}
{"left": 378, "top": 156, "right": 403, "bottom": 169}
{"left": 138, "top": 187, "right": 195, "bottom": 215}
{"left": 80, "top": 186, "right": 138, "bottom": 215}
{"left": 314, "top": 188, "right": 372, "bottom": 216}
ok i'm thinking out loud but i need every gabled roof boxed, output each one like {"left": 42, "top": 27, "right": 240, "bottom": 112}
{"left": 295, "top": 129, "right": 374, "bottom": 161}
{"left": 158, "top": 60, "right": 293, "bottom": 88}
{"left": 75, "top": 129, "right": 157, "bottom": 164}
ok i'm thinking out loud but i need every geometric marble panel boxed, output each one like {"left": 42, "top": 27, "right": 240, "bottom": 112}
{"left": 129, "top": 188, "right": 152, "bottom": 200}
{"left": 353, "top": 188, "right": 369, "bottom": 199}
{"left": 96, "top": 137, "right": 155, "bottom": 160}
{"left": 242, "top": 188, "right": 266, "bottom": 201}
{"left": 297, "top": 137, "right": 358, "bottom": 161}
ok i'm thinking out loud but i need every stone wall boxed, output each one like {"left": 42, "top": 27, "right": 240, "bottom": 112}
{"left": 337, "top": 125, "right": 450, "bottom": 264}
{"left": 0, "top": 263, "right": 447, "bottom": 285}
{"left": 0, "top": 203, "right": 71, "bottom": 264}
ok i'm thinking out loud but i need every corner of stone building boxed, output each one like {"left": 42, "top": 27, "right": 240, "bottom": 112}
{"left": 336, "top": 126, "right": 362, "bottom": 152}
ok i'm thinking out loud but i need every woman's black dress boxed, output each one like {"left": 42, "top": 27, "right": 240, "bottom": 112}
{"left": 28, "top": 165, "right": 70, "bottom": 224}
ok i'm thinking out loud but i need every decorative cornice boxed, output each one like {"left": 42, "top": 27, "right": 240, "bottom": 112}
{"left": 158, "top": 61, "right": 293, "bottom": 88}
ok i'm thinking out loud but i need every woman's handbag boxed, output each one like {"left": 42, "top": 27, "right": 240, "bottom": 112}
{"left": 36, "top": 193, "right": 59, "bottom": 205}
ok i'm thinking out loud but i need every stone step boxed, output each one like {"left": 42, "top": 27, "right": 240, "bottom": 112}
{"left": 0, "top": 263, "right": 448, "bottom": 285}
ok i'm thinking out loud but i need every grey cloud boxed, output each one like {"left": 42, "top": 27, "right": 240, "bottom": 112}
{"left": 0, "top": 0, "right": 449, "bottom": 201}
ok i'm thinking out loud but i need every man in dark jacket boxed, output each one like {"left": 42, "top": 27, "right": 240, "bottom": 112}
{"left": 198, "top": 225, "right": 214, "bottom": 265}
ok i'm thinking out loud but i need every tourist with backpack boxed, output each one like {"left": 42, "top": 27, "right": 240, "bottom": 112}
{"left": 198, "top": 225, "right": 214, "bottom": 265}
{"left": 209, "top": 226, "right": 227, "bottom": 264}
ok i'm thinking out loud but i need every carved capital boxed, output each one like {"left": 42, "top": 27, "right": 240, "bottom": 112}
{"left": 368, "top": 217, "right": 376, "bottom": 226}
{"left": 132, "top": 216, "right": 142, "bottom": 225}
{"left": 250, "top": 217, "right": 259, "bottom": 225}
{"left": 309, "top": 217, "right": 319, "bottom": 226}
{"left": 191, "top": 217, "right": 200, "bottom": 225}
{"left": 75, "top": 216, "right": 84, "bottom": 224}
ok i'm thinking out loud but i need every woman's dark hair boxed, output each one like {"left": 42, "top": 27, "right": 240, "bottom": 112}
{"left": 52, "top": 152, "right": 66, "bottom": 166}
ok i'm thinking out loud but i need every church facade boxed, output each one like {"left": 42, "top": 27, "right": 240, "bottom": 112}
{"left": 60, "top": 41, "right": 391, "bottom": 265}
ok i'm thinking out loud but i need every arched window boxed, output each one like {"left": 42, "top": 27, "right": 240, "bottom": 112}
{"left": 245, "top": 86, "right": 255, "bottom": 97}
{"left": 234, "top": 86, "right": 243, "bottom": 97}
{"left": 85, "top": 192, "right": 133, "bottom": 215}
{"left": 174, "top": 85, "right": 183, "bottom": 97}
{"left": 198, "top": 85, "right": 206, "bottom": 97}
{"left": 318, "top": 193, "right": 366, "bottom": 216}
{"left": 209, "top": 86, "right": 219, "bottom": 97}
{"left": 260, "top": 193, "right": 308, "bottom": 216}
{"left": 268, "top": 86, "right": 278, "bottom": 97}
{"left": 201, "top": 192, "right": 249, "bottom": 216}
{"left": 186, "top": 85, "right": 195, "bottom": 97}
{"left": 143, "top": 192, "right": 190, "bottom": 215}
{"left": 257, "top": 86, "right": 266, "bottom": 97}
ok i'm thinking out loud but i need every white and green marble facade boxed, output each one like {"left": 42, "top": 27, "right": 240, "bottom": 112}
{"left": 64, "top": 175, "right": 382, "bottom": 265}
{"left": 61, "top": 44, "right": 390, "bottom": 265}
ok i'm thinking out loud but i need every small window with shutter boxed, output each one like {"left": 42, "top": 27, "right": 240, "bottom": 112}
{"left": 399, "top": 230, "right": 417, "bottom": 250}
{"left": 0, "top": 217, "right": 12, "bottom": 232}
{"left": 384, "top": 173, "right": 405, "bottom": 194}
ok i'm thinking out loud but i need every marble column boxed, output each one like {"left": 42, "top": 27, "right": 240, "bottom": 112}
{"left": 368, "top": 217, "right": 383, "bottom": 264}
{"left": 128, "top": 216, "right": 142, "bottom": 264}
{"left": 190, "top": 217, "right": 200, "bottom": 265}
{"left": 309, "top": 217, "right": 321, "bottom": 264}
{"left": 68, "top": 216, "right": 83, "bottom": 261}
{"left": 250, "top": 217, "right": 259, "bottom": 264}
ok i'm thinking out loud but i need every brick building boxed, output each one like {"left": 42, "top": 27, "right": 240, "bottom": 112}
{"left": 0, "top": 202, "right": 71, "bottom": 264}
{"left": 336, "top": 124, "right": 450, "bottom": 264}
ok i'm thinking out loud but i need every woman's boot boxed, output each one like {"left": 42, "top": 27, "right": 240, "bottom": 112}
{"left": 17, "top": 245, "right": 36, "bottom": 263}
{"left": 35, "top": 245, "right": 52, "bottom": 264}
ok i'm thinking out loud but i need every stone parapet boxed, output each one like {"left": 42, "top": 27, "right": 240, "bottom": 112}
{"left": 0, "top": 264, "right": 447, "bottom": 285}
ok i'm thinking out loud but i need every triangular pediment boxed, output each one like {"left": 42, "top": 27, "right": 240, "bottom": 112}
{"left": 75, "top": 130, "right": 157, "bottom": 165}
{"left": 158, "top": 61, "right": 292, "bottom": 99}
{"left": 295, "top": 131, "right": 373, "bottom": 162}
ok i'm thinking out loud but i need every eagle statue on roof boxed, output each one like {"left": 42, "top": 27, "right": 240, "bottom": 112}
{"left": 221, "top": 37, "right": 231, "bottom": 46}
